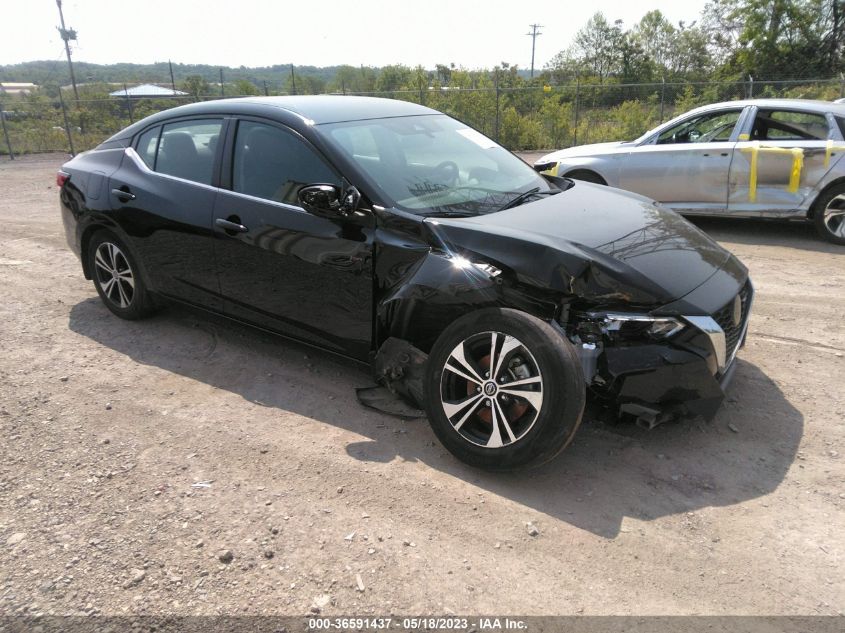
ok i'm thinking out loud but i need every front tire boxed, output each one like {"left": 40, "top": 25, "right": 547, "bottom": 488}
{"left": 88, "top": 230, "right": 156, "bottom": 320}
{"left": 813, "top": 184, "right": 845, "bottom": 245}
{"left": 423, "top": 308, "right": 585, "bottom": 471}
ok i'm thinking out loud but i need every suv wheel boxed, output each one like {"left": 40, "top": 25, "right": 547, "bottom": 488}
{"left": 424, "top": 308, "right": 585, "bottom": 470}
{"left": 813, "top": 184, "right": 845, "bottom": 245}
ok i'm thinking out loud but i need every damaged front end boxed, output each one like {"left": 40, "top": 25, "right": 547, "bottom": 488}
{"left": 564, "top": 278, "right": 754, "bottom": 427}
{"left": 362, "top": 190, "right": 754, "bottom": 425}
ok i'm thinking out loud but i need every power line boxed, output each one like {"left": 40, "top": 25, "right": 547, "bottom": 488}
{"left": 526, "top": 24, "right": 543, "bottom": 79}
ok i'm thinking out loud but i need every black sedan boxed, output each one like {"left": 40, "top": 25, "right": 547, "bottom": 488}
{"left": 58, "top": 96, "right": 753, "bottom": 470}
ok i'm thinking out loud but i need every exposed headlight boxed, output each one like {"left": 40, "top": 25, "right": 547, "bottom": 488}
{"left": 533, "top": 161, "right": 557, "bottom": 174}
{"left": 575, "top": 312, "right": 685, "bottom": 342}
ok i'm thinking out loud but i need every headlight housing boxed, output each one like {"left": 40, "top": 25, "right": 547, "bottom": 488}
{"left": 533, "top": 161, "right": 558, "bottom": 175}
{"left": 574, "top": 312, "right": 685, "bottom": 343}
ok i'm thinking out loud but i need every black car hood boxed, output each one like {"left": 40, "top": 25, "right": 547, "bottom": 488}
{"left": 421, "top": 182, "right": 735, "bottom": 308}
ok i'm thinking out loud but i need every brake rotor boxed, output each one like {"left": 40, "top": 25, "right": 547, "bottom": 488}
{"left": 467, "top": 354, "right": 528, "bottom": 425}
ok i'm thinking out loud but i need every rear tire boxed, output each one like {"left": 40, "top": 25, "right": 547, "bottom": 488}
{"left": 813, "top": 183, "right": 845, "bottom": 245}
{"left": 423, "top": 308, "right": 585, "bottom": 471}
{"left": 87, "top": 230, "right": 156, "bottom": 320}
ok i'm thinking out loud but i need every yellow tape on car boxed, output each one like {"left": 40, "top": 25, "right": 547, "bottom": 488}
{"left": 824, "top": 140, "right": 845, "bottom": 168}
{"left": 740, "top": 142, "right": 807, "bottom": 202}
{"left": 540, "top": 162, "right": 558, "bottom": 177}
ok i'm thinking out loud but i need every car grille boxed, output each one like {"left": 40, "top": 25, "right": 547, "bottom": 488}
{"left": 712, "top": 281, "right": 753, "bottom": 366}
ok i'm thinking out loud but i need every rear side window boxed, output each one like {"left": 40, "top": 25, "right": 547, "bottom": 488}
{"left": 136, "top": 126, "right": 160, "bottom": 169}
{"left": 154, "top": 119, "right": 223, "bottom": 185}
{"left": 753, "top": 110, "right": 830, "bottom": 141}
{"left": 232, "top": 120, "right": 339, "bottom": 205}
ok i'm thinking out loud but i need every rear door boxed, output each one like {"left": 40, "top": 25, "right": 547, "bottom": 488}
{"left": 619, "top": 107, "right": 746, "bottom": 213}
{"left": 728, "top": 107, "right": 843, "bottom": 214}
{"left": 109, "top": 117, "right": 225, "bottom": 308}
{"left": 212, "top": 118, "right": 374, "bottom": 360}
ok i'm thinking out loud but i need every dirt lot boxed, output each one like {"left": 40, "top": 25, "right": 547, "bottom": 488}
{"left": 0, "top": 153, "right": 843, "bottom": 617}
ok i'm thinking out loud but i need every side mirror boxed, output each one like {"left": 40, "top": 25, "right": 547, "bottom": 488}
{"left": 298, "top": 184, "right": 361, "bottom": 218}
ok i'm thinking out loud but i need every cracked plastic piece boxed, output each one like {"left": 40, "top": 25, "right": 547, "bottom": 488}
{"left": 371, "top": 337, "right": 429, "bottom": 410}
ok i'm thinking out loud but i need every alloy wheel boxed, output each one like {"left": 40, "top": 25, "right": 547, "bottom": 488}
{"left": 440, "top": 331, "right": 544, "bottom": 448}
{"left": 823, "top": 194, "right": 845, "bottom": 238}
{"left": 94, "top": 242, "right": 135, "bottom": 308}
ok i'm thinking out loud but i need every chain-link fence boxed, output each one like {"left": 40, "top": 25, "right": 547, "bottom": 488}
{"left": 2, "top": 76, "right": 844, "bottom": 159}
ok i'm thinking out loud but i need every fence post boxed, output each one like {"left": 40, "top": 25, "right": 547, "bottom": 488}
{"left": 58, "top": 89, "right": 75, "bottom": 156}
{"left": 0, "top": 102, "right": 14, "bottom": 160}
{"left": 123, "top": 83, "right": 134, "bottom": 124}
{"left": 840, "top": 73, "right": 844, "bottom": 99}
{"left": 660, "top": 77, "right": 666, "bottom": 122}
{"left": 494, "top": 69, "right": 500, "bottom": 142}
{"left": 573, "top": 79, "right": 580, "bottom": 146}
{"left": 748, "top": 75, "right": 754, "bottom": 98}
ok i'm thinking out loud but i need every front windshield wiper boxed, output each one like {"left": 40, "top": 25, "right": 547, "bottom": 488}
{"left": 498, "top": 187, "right": 559, "bottom": 211}
{"left": 425, "top": 211, "right": 476, "bottom": 218}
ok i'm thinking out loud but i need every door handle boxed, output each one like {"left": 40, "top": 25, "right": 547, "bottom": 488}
{"left": 215, "top": 217, "right": 249, "bottom": 233}
{"left": 111, "top": 188, "right": 136, "bottom": 201}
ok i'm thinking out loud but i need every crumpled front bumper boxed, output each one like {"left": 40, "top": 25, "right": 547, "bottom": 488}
{"left": 606, "top": 337, "right": 743, "bottom": 423}
{"left": 592, "top": 276, "right": 753, "bottom": 423}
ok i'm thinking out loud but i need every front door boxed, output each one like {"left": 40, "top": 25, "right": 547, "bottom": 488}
{"left": 212, "top": 118, "right": 374, "bottom": 360}
{"left": 620, "top": 108, "right": 745, "bottom": 214}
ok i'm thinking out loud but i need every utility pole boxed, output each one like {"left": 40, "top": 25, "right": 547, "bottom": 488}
{"left": 526, "top": 24, "right": 543, "bottom": 79}
{"left": 55, "top": 0, "right": 79, "bottom": 104}
{"left": 168, "top": 60, "right": 176, "bottom": 94}
{"left": 290, "top": 64, "right": 297, "bottom": 95}
{"left": 219, "top": 68, "right": 225, "bottom": 97}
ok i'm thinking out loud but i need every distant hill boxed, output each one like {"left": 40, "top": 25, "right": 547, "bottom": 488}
{"left": 0, "top": 60, "right": 532, "bottom": 91}
{"left": 0, "top": 60, "right": 345, "bottom": 89}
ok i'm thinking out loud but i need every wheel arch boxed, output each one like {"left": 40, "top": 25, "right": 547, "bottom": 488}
{"left": 562, "top": 168, "right": 608, "bottom": 185}
{"left": 808, "top": 176, "right": 845, "bottom": 219}
{"left": 377, "top": 252, "right": 560, "bottom": 355}
{"left": 79, "top": 220, "right": 154, "bottom": 289}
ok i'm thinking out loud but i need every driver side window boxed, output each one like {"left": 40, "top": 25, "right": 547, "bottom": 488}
{"left": 657, "top": 110, "right": 742, "bottom": 145}
{"left": 232, "top": 120, "right": 340, "bottom": 205}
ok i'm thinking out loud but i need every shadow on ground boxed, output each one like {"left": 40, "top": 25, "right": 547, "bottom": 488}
{"left": 69, "top": 297, "right": 802, "bottom": 538}
{"left": 687, "top": 216, "right": 844, "bottom": 253}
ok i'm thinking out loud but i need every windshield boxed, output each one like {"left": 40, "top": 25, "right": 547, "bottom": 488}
{"left": 319, "top": 114, "right": 555, "bottom": 216}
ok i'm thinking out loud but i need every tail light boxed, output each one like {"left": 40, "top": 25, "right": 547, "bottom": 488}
{"left": 56, "top": 171, "right": 70, "bottom": 188}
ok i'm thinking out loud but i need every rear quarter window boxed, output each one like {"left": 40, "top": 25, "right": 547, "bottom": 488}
{"left": 155, "top": 119, "right": 223, "bottom": 186}
{"left": 135, "top": 126, "right": 160, "bottom": 169}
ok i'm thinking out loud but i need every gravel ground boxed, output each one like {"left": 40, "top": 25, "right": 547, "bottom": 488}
{"left": 0, "top": 153, "right": 843, "bottom": 617}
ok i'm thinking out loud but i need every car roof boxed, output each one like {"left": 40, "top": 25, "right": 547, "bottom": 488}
{"left": 692, "top": 98, "right": 845, "bottom": 116}
{"left": 103, "top": 95, "right": 440, "bottom": 143}
{"left": 228, "top": 95, "right": 438, "bottom": 123}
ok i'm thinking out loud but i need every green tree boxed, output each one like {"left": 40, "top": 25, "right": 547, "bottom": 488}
{"left": 181, "top": 75, "right": 210, "bottom": 100}
{"left": 572, "top": 13, "right": 625, "bottom": 82}
{"left": 233, "top": 79, "right": 259, "bottom": 96}
{"left": 703, "top": 0, "right": 844, "bottom": 77}
{"left": 375, "top": 65, "right": 412, "bottom": 92}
